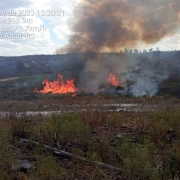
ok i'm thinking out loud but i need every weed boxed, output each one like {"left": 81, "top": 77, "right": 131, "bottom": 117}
{"left": 117, "top": 138, "right": 160, "bottom": 179}
{"left": 29, "top": 155, "right": 66, "bottom": 180}
{"left": 0, "top": 121, "right": 18, "bottom": 179}
{"left": 34, "top": 113, "right": 91, "bottom": 148}
{"left": 148, "top": 109, "right": 169, "bottom": 145}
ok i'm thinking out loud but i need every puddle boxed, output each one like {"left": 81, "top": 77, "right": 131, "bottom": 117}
{"left": 0, "top": 103, "right": 158, "bottom": 117}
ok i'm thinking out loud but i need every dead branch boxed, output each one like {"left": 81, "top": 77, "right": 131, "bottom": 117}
{"left": 19, "top": 138, "right": 123, "bottom": 172}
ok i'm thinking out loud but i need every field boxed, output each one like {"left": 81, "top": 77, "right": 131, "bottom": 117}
{"left": 0, "top": 95, "right": 180, "bottom": 180}
{"left": 1, "top": 52, "right": 180, "bottom": 179}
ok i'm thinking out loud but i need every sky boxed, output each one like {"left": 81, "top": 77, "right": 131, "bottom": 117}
{"left": 0, "top": 0, "right": 180, "bottom": 56}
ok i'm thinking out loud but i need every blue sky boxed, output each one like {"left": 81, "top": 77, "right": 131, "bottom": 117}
{"left": 0, "top": 0, "right": 180, "bottom": 56}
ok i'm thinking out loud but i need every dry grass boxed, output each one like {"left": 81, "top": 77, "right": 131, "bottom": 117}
{"left": 0, "top": 97, "right": 180, "bottom": 179}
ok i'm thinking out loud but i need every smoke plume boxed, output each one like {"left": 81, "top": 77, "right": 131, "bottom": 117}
{"left": 57, "top": 0, "right": 180, "bottom": 53}
{"left": 54, "top": 0, "right": 180, "bottom": 97}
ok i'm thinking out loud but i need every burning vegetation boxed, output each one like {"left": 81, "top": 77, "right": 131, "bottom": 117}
{"left": 35, "top": 74, "right": 77, "bottom": 95}
{"left": 108, "top": 73, "right": 121, "bottom": 87}
{"left": 35, "top": 72, "right": 122, "bottom": 95}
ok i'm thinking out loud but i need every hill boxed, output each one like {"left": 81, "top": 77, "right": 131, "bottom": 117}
{"left": 0, "top": 51, "right": 180, "bottom": 99}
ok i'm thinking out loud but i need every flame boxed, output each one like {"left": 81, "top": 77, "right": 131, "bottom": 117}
{"left": 108, "top": 73, "right": 120, "bottom": 86}
{"left": 35, "top": 74, "right": 77, "bottom": 94}
{"left": 35, "top": 72, "right": 122, "bottom": 96}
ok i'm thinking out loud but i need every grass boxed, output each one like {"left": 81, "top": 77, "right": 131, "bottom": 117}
{"left": 29, "top": 155, "right": 67, "bottom": 180}
{"left": 0, "top": 97, "right": 180, "bottom": 179}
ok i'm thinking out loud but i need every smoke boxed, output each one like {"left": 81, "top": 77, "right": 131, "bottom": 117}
{"left": 56, "top": 0, "right": 180, "bottom": 53}
{"left": 54, "top": 0, "right": 180, "bottom": 97}
{"left": 128, "top": 55, "right": 170, "bottom": 97}
{"left": 74, "top": 52, "right": 174, "bottom": 97}
{"left": 78, "top": 53, "right": 128, "bottom": 90}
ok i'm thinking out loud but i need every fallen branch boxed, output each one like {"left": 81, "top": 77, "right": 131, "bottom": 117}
{"left": 19, "top": 138, "right": 123, "bottom": 172}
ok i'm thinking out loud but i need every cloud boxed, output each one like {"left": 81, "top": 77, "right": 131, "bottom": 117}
{"left": 1, "top": 0, "right": 180, "bottom": 56}
{"left": 0, "top": 0, "right": 32, "bottom": 9}
{"left": 0, "top": 0, "right": 77, "bottom": 56}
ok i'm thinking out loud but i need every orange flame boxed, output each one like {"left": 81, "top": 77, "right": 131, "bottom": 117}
{"left": 108, "top": 73, "right": 120, "bottom": 86}
{"left": 35, "top": 74, "right": 77, "bottom": 94}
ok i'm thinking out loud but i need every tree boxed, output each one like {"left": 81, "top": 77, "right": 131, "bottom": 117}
{"left": 156, "top": 47, "right": 160, "bottom": 51}
{"left": 129, "top": 49, "right": 133, "bottom": 53}
{"left": 149, "top": 48, "right": 153, "bottom": 52}
{"left": 124, "top": 48, "right": 128, "bottom": 54}
{"left": 134, "top": 49, "right": 138, "bottom": 53}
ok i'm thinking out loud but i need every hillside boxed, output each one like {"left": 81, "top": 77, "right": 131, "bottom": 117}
{"left": 0, "top": 51, "right": 180, "bottom": 100}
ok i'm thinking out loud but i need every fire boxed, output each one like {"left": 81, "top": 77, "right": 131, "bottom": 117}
{"left": 108, "top": 73, "right": 120, "bottom": 86}
{"left": 35, "top": 72, "right": 122, "bottom": 96}
{"left": 35, "top": 74, "right": 77, "bottom": 94}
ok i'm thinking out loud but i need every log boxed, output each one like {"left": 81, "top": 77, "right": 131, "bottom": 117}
{"left": 19, "top": 138, "right": 123, "bottom": 172}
